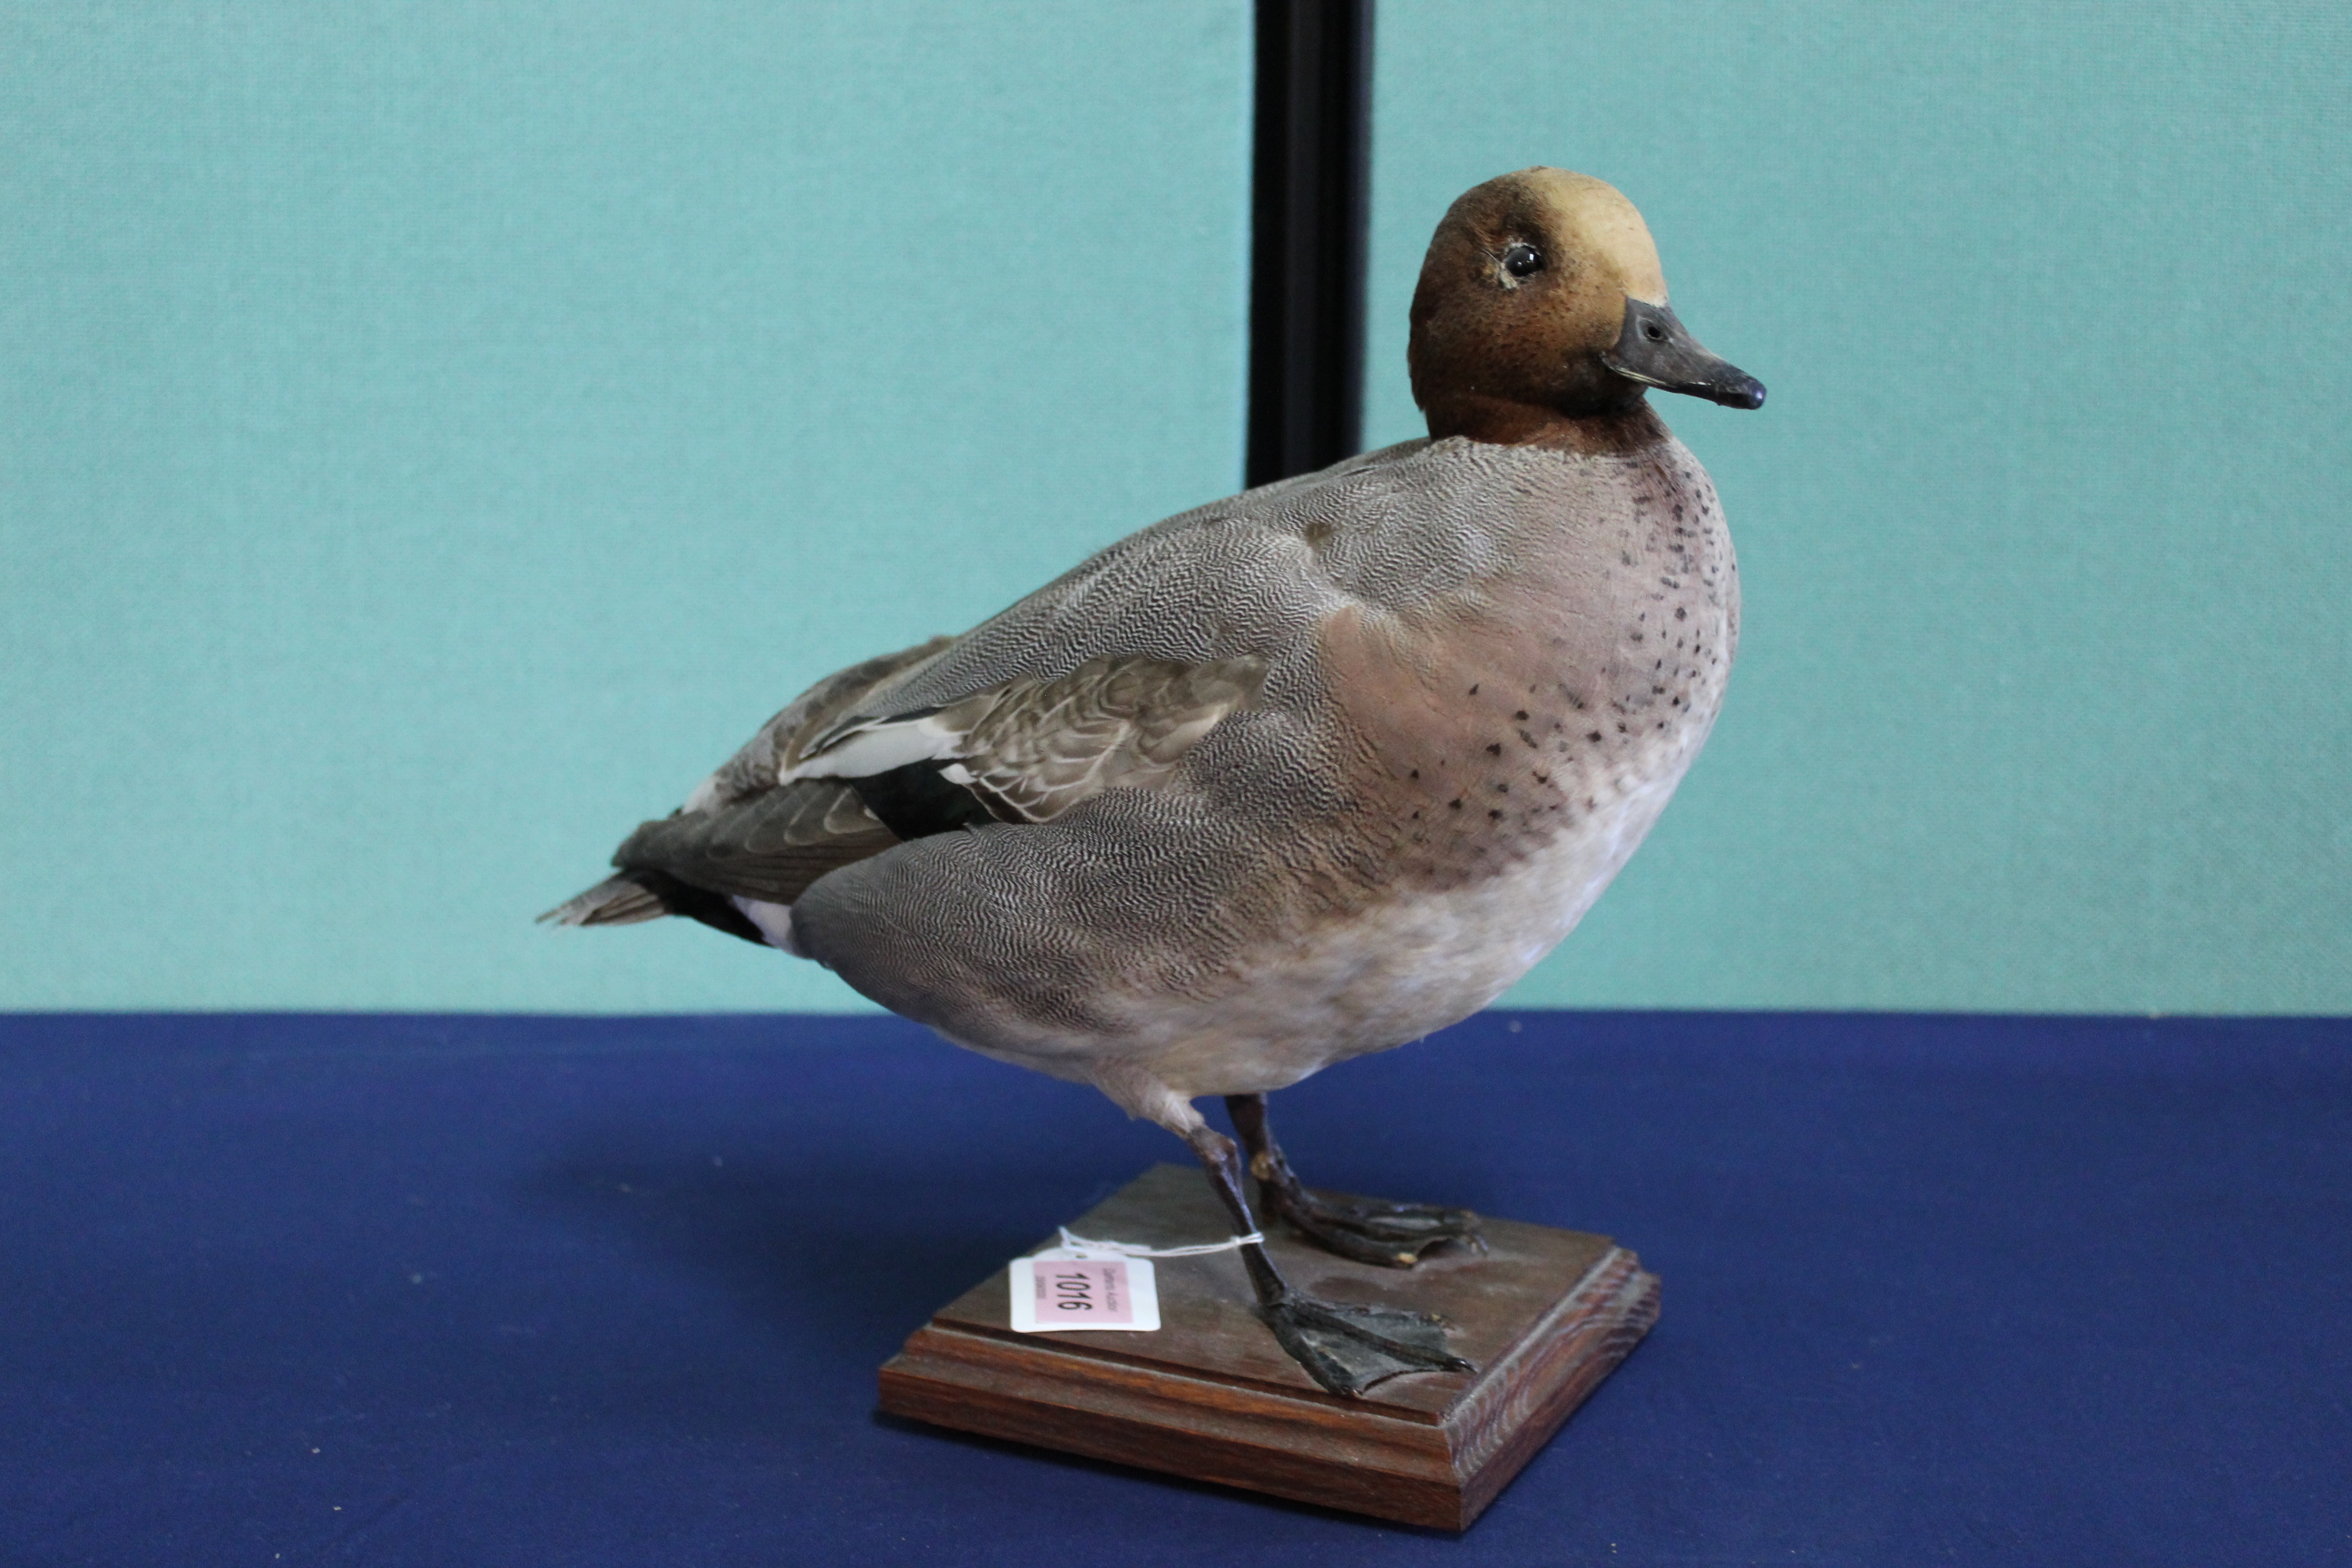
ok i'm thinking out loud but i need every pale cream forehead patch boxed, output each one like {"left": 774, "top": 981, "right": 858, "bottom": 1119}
{"left": 1513, "top": 167, "right": 1668, "bottom": 303}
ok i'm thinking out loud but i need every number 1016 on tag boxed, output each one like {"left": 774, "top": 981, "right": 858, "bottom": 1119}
{"left": 1007, "top": 1255, "right": 1161, "bottom": 1332}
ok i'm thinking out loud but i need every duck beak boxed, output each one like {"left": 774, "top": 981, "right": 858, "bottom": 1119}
{"left": 1602, "top": 299, "right": 1766, "bottom": 410}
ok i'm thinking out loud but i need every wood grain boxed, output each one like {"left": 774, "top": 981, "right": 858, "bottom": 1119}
{"left": 878, "top": 1164, "right": 1659, "bottom": 1530}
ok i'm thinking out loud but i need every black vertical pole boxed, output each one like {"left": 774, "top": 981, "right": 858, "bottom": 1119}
{"left": 1245, "top": 0, "right": 1373, "bottom": 488}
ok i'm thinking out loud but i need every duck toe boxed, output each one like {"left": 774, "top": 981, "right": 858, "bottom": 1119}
{"left": 1258, "top": 1293, "right": 1475, "bottom": 1396}
{"left": 1273, "top": 1189, "right": 1488, "bottom": 1268}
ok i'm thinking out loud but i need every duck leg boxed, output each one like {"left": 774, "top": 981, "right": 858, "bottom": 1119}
{"left": 1185, "top": 1125, "right": 1473, "bottom": 1396}
{"left": 1225, "top": 1093, "right": 1486, "bottom": 1268}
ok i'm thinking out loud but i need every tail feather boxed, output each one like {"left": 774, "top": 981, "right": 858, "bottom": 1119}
{"left": 538, "top": 868, "right": 770, "bottom": 947}
{"left": 539, "top": 874, "right": 671, "bottom": 927}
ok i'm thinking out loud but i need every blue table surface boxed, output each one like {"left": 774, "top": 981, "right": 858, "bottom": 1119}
{"left": 0, "top": 1010, "right": 2345, "bottom": 1567}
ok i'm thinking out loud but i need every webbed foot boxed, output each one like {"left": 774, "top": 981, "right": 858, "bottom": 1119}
{"left": 1259, "top": 1291, "right": 1475, "bottom": 1396}
{"left": 1180, "top": 1108, "right": 1479, "bottom": 1398}
{"left": 1269, "top": 1184, "right": 1488, "bottom": 1268}
{"left": 1223, "top": 1093, "right": 1487, "bottom": 1267}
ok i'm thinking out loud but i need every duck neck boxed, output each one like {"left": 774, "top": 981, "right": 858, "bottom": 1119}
{"left": 1425, "top": 395, "right": 1669, "bottom": 456}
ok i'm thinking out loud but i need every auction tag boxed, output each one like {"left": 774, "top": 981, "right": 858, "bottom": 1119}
{"left": 1008, "top": 1253, "right": 1161, "bottom": 1333}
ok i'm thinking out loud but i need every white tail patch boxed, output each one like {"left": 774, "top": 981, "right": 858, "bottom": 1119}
{"left": 729, "top": 897, "right": 806, "bottom": 956}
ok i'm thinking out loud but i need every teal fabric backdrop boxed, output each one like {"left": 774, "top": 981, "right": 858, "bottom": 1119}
{"left": 1, "top": 2, "right": 1253, "bottom": 1010}
{"left": 3, "top": 2, "right": 2345, "bottom": 1013}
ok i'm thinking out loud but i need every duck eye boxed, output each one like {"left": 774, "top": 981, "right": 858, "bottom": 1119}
{"left": 1502, "top": 243, "right": 1544, "bottom": 279}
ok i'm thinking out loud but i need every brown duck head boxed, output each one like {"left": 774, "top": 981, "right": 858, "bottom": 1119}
{"left": 1408, "top": 167, "right": 1764, "bottom": 446}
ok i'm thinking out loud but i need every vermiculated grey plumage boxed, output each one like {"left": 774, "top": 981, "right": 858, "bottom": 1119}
{"left": 547, "top": 426, "right": 1734, "bottom": 1108}
{"left": 777, "top": 434, "right": 1737, "bottom": 1102}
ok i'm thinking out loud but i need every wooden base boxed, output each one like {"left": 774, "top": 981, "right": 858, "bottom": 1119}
{"left": 878, "top": 1164, "right": 1659, "bottom": 1530}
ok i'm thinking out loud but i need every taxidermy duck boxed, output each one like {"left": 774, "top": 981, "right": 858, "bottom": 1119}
{"left": 545, "top": 168, "right": 1763, "bottom": 1396}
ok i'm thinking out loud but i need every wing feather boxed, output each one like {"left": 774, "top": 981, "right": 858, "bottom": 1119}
{"left": 789, "top": 654, "right": 1268, "bottom": 824}
{"left": 612, "top": 780, "right": 897, "bottom": 907}
{"left": 685, "top": 636, "right": 956, "bottom": 812}
{"left": 562, "top": 627, "right": 1271, "bottom": 936}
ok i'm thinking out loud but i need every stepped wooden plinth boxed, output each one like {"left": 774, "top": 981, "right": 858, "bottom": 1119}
{"left": 878, "top": 1163, "right": 1659, "bottom": 1530}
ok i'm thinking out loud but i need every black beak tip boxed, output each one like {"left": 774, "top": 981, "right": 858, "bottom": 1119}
{"left": 1715, "top": 377, "right": 1766, "bottom": 411}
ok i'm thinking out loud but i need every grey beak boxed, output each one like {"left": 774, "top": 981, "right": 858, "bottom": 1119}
{"left": 1602, "top": 299, "right": 1766, "bottom": 410}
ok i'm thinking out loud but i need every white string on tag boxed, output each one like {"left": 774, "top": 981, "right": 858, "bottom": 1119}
{"left": 1053, "top": 1225, "right": 1263, "bottom": 1259}
{"left": 1010, "top": 1225, "right": 1258, "bottom": 1333}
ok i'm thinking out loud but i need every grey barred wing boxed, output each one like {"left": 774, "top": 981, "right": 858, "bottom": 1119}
{"left": 789, "top": 653, "right": 1269, "bottom": 832}
{"left": 544, "top": 652, "right": 1268, "bottom": 940}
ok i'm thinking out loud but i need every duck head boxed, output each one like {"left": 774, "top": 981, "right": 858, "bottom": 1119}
{"left": 1408, "top": 167, "right": 1764, "bottom": 444}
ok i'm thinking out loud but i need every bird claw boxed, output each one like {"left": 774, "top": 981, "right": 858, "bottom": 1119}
{"left": 1272, "top": 1189, "right": 1488, "bottom": 1268}
{"left": 1258, "top": 1292, "right": 1475, "bottom": 1396}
